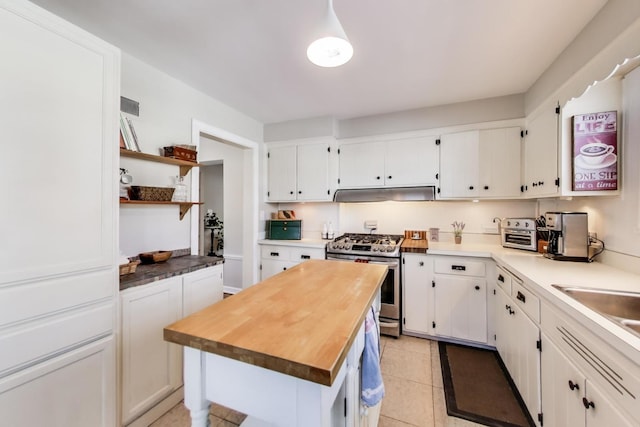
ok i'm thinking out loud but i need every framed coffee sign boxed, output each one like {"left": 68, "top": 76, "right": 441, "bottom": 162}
{"left": 572, "top": 110, "right": 618, "bottom": 191}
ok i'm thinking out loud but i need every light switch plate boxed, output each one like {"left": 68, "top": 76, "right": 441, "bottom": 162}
{"left": 364, "top": 220, "right": 378, "bottom": 230}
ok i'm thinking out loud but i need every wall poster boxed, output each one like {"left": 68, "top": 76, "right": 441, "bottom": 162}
{"left": 572, "top": 110, "right": 618, "bottom": 191}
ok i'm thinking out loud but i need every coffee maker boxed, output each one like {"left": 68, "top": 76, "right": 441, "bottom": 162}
{"left": 543, "top": 212, "right": 590, "bottom": 262}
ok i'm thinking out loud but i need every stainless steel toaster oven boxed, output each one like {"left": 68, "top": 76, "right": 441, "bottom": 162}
{"left": 500, "top": 218, "right": 537, "bottom": 251}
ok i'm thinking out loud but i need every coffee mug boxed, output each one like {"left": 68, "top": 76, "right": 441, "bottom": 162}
{"left": 579, "top": 142, "right": 614, "bottom": 165}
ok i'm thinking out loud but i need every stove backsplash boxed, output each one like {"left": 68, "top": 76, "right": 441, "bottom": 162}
{"left": 275, "top": 199, "right": 536, "bottom": 243}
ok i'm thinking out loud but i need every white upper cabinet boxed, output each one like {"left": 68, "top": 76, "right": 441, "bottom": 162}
{"left": 522, "top": 101, "right": 560, "bottom": 197}
{"left": 267, "top": 140, "right": 332, "bottom": 202}
{"left": 338, "top": 136, "right": 439, "bottom": 188}
{"left": 439, "top": 127, "right": 521, "bottom": 199}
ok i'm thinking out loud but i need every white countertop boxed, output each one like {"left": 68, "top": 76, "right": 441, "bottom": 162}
{"left": 428, "top": 241, "right": 640, "bottom": 365}
{"left": 258, "top": 238, "right": 328, "bottom": 249}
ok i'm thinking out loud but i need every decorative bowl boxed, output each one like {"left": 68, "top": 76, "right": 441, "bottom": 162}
{"left": 139, "top": 250, "right": 173, "bottom": 264}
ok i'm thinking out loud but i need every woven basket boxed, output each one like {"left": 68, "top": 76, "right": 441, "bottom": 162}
{"left": 119, "top": 260, "right": 140, "bottom": 276}
{"left": 129, "top": 186, "right": 175, "bottom": 201}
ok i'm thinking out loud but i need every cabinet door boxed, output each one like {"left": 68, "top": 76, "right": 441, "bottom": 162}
{"left": 402, "top": 254, "right": 432, "bottom": 335}
{"left": 495, "top": 286, "right": 514, "bottom": 371}
{"left": 439, "top": 131, "right": 479, "bottom": 198}
{"left": 183, "top": 265, "right": 224, "bottom": 316}
{"left": 297, "top": 142, "right": 331, "bottom": 201}
{"left": 478, "top": 127, "right": 522, "bottom": 198}
{"left": 524, "top": 102, "right": 559, "bottom": 197}
{"left": 510, "top": 303, "right": 541, "bottom": 424}
{"left": 267, "top": 145, "right": 297, "bottom": 201}
{"left": 338, "top": 141, "right": 386, "bottom": 187}
{"left": 385, "top": 136, "right": 439, "bottom": 186}
{"left": 541, "top": 334, "right": 585, "bottom": 427}
{"left": 120, "top": 277, "right": 183, "bottom": 424}
{"left": 585, "top": 379, "right": 635, "bottom": 427}
{"left": 433, "top": 274, "right": 487, "bottom": 343}
{"left": 261, "top": 259, "right": 296, "bottom": 280}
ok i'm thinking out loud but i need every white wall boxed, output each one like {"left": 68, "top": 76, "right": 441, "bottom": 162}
{"left": 119, "top": 53, "right": 262, "bottom": 258}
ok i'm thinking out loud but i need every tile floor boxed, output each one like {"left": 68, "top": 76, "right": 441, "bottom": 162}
{"left": 150, "top": 335, "right": 483, "bottom": 427}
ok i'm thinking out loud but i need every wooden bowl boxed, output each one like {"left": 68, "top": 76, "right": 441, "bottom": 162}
{"left": 139, "top": 250, "right": 173, "bottom": 264}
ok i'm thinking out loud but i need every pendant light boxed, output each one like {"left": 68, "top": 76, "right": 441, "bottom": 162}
{"left": 306, "top": 0, "right": 353, "bottom": 67}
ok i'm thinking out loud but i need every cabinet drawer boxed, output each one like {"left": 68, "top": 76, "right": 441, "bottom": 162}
{"left": 289, "top": 247, "right": 325, "bottom": 262}
{"left": 434, "top": 258, "right": 486, "bottom": 277}
{"left": 260, "top": 245, "right": 292, "bottom": 260}
{"left": 495, "top": 266, "right": 512, "bottom": 294}
{"left": 266, "top": 220, "right": 301, "bottom": 240}
{"left": 511, "top": 280, "right": 540, "bottom": 323}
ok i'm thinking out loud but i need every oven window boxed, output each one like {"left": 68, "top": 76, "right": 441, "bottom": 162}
{"left": 379, "top": 270, "right": 395, "bottom": 305}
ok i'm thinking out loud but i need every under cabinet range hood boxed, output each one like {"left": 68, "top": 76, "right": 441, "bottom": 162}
{"left": 333, "top": 186, "right": 436, "bottom": 202}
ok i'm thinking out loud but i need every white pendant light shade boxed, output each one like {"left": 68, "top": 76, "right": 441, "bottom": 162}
{"left": 307, "top": 0, "right": 353, "bottom": 67}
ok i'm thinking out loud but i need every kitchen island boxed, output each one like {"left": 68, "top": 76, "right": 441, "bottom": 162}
{"left": 164, "top": 259, "right": 387, "bottom": 426}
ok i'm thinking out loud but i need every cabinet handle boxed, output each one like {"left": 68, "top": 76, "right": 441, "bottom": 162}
{"left": 498, "top": 274, "right": 505, "bottom": 283}
{"left": 376, "top": 176, "right": 381, "bottom": 180}
{"left": 419, "top": 261, "right": 424, "bottom": 266}
{"left": 283, "top": 267, "right": 287, "bottom": 271}
{"left": 290, "top": 191, "right": 294, "bottom": 194}
{"left": 484, "top": 185, "right": 489, "bottom": 190}
{"left": 568, "top": 380, "right": 580, "bottom": 391}
{"left": 451, "top": 265, "right": 466, "bottom": 271}
{"left": 516, "top": 291, "right": 526, "bottom": 303}
{"left": 509, "top": 308, "right": 515, "bottom": 315}
{"left": 388, "top": 175, "right": 392, "bottom": 179}
{"left": 469, "top": 186, "right": 474, "bottom": 190}
{"left": 298, "top": 190, "right": 302, "bottom": 194}
{"left": 505, "top": 304, "right": 511, "bottom": 311}
{"left": 532, "top": 182, "right": 538, "bottom": 187}
{"left": 283, "top": 227, "right": 287, "bottom": 231}
{"left": 538, "top": 181, "right": 544, "bottom": 186}
{"left": 301, "top": 255, "right": 311, "bottom": 260}
{"left": 582, "top": 397, "right": 595, "bottom": 409}
{"left": 474, "top": 285, "right": 480, "bottom": 290}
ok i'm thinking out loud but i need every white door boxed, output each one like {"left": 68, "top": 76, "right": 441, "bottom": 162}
{"left": 433, "top": 275, "right": 487, "bottom": 343}
{"left": 478, "top": 127, "right": 522, "bottom": 198}
{"left": 524, "top": 102, "right": 559, "bottom": 197}
{"left": 183, "top": 265, "right": 224, "bottom": 316}
{"left": 297, "top": 142, "right": 331, "bottom": 201}
{"left": 510, "top": 304, "right": 541, "bottom": 424}
{"left": 439, "top": 131, "right": 479, "bottom": 198}
{"left": 385, "top": 136, "right": 439, "bottom": 186}
{"left": 540, "top": 334, "right": 585, "bottom": 427}
{"left": 338, "top": 141, "right": 386, "bottom": 187}
{"left": 267, "top": 145, "right": 297, "bottom": 201}
{"left": 120, "top": 277, "right": 183, "bottom": 424}
{"left": 402, "top": 254, "right": 432, "bottom": 335}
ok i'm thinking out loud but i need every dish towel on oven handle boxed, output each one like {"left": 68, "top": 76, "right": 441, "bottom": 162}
{"left": 361, "top": 306, "right": 385, "bottom": 407}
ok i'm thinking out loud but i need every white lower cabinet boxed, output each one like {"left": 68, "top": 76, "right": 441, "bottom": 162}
{"left": 259, "top": 243, "right": 325, "bottom": 280}
{"left": 432, "top": 257, "right": 488, "bottom": 344}
{"left": 494, "top": 268, "right": 541, "bottom": 426}
{"left": 120, "top": 265, "right": 224, "bottom": 425}
{"left": 401, "top": 253, "right": 433, "bottom": 336}
{"left": 541, "top": 333, "right": 634, "bottom": 427}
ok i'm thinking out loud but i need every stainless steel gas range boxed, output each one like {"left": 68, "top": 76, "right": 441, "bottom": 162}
{"left": 326, "top": 233, "right": 404, "bottom": 337}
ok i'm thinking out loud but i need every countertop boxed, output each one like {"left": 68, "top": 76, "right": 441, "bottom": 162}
{"left": 425, "top": 241, "right": 640, "bottom": 364}
{"left": 163, "top": 259, "right": 387, "bottom": 386}
{"left": 258, "top": 238, "right": 328, "bottom": 248}
{"left": 119, "top": 255, "right": 225, "bottom": 291}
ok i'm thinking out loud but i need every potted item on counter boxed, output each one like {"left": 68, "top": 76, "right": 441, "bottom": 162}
{"left": 452, "top": 221, "right": 465, "bottom": 244}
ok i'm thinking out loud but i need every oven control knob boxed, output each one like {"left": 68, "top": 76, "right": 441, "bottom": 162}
{"left": 386, "top": 246, "right": 393, "bottom": 252}
{"left": 507, "top": 221, "right": 511, "bottom": 227}
{"left": 338, "top": 244, "right": 344, "bottom": 249}
{"left": 372, "top": 246, "right": 379, "bottom": 252}
{"left": 524, "top": 221, "right": 530, "bottom": 228}
{"left": 345, "top": 244, "right": 351, "bottom": 250}
{"left": 515, "top": 221, "right": 520, "bottom": 227}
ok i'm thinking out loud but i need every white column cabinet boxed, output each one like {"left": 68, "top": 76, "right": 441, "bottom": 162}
{"left": 401, "top": 253, "right": 433, "bottom": 336}
{"left": 522, "top": 101, "right": 560, "bottom": 197}
{"left": 338, "top": 136, "right": 439, "bottom": 188}
{"left": 0, "top": 1, "right": 119, "bottom": 424}
{"left": 439, "top": 127, "right": 521, "bottom": 199}
{"left": 267, "top": 141, "right": 332, "bottom": 202}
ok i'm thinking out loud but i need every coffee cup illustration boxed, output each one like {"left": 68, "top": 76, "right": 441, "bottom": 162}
{"left": 579, "top": 142, "right": 614, "bottom": 165}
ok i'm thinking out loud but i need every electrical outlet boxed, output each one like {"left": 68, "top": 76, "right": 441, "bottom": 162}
{"left": 364, "top": 220, "right": 378, "bottom": 230}
{"left": 483, "top": 224, "right": 500, "bottom": 234}
{"left": 588, "top": 232, "right": 598, "bottom": 243}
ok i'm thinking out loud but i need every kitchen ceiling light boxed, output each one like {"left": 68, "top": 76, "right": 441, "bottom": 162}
{"left": 307, "top": 0, "right": 353, "bottom": 67}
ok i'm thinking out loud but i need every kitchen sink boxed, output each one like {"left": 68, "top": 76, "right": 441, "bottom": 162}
{"left": 552, "top": 285, "right": 640, "bottom": 337}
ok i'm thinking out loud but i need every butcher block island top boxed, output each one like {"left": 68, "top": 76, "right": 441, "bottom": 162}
{"left": 164, "top": 259, "right": 387, "bottom": 386}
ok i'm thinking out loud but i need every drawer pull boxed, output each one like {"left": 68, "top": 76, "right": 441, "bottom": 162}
{"left": 582, "top": 397, "right": 595, "bottom": 410}
{"left": 498, "top": 274, "right": 504, "bottom": 282}
{"left": 516, "top": 291, "right": 526, "bottom": 303}
{"left": 474, "top": 285, "right": 480, "bottom": 290}
{"left": 568, "top": 380, "right": 580, "bottom": 391}
{"left": 300, "top": 255, "right": 311, "bottom": 260}
{"left": 419, "top": 261, "right": 424, "bottom": 267}
{"left": 270, "top": 252, "right": 280, "bottom": 257}
{"left": 451, "top": 265, "right": 466, "bottom": 271}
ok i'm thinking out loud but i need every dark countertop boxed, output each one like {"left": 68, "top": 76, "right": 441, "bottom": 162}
{"left": 119, "top": 255, "right": 225, "bottom": 291}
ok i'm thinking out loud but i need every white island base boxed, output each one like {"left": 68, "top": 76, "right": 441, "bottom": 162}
{"left": 183, "top": 323, "right": 365, "bottom": 427}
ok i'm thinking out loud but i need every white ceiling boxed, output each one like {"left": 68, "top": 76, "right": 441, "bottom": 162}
{"left": 30, "top": 0, "right": 608, "bottom": 124}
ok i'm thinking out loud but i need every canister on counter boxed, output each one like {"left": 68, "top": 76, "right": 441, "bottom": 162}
{"left": 429, "top": 228, "right": 439, "bottom": 242}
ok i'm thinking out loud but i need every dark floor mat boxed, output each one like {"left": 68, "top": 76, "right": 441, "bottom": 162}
{"left": 439, "top": 342, "right": 534, "bottom": 427}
